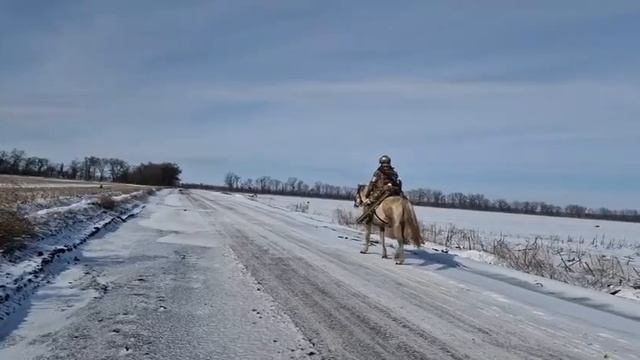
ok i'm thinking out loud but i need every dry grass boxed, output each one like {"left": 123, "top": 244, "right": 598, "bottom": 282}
{"left": 0, "top": 181, "right": 35, "bottom": 251}
{"left": 328, "top": 209, "right": 640, "bottom": 291}
{"left": 0, "top": 209, "right": 34, "bottom": 252}
{"left": 333, "top": 208, "right": 357, "bottom": 226}
{"left": 97, "top": 195, "right": 116, "bottom": 210}
{"left": 492, "top": 237, "right": 559, "bottom": 279}
{"left": 421, "top": 222, "right": 640, "bottom": 291}
{"left": 289, "top": 201, "right": 310, "bottom": 213}
{"left": 0, "top": 178, "right": 148, "bottom": 252}
{"left": 0, "top": 182, "right": 143, "bottom": 210}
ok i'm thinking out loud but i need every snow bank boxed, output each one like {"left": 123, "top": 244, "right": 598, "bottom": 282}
{"left": 617, "top": 288, "right": 640, "bottom": 302}
{"left": 30, "top": 199, "right": 96, "bottom": 217}
{"left": 0, "top": 191, "right": 151, "bottom": 323}
{"left": 111, "top": 191, "right": 145, "bottom": 202}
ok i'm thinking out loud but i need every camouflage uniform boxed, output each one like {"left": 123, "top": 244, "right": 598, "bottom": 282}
{"left": 365, "top": 156, "right": 403, "bottom": 206}
{"left": 356, "top": 156, "right": 403, "bottom": 224}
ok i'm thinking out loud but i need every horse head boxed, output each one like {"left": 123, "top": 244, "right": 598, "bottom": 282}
{"left": 354, "top": 184, "right": 368, "bottom": 208}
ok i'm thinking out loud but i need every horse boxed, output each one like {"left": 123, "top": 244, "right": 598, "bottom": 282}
{"left": 354, "top": 184, "right": 422, "bottom": 264}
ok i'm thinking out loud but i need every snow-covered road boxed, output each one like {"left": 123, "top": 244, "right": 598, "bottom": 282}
{"left": 2, "top": 189, "right": 639, "bottom": 359}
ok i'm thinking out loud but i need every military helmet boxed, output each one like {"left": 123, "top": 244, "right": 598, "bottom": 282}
{"left": 379, "top": 155, "right": 391, "bottom": 165}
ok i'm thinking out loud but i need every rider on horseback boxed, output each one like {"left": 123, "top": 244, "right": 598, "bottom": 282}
{"left": 363, "top": 155, "right": 403, "bottom": 208}
{"left": 355, "top": 156, "right": 421, "bottom": 262}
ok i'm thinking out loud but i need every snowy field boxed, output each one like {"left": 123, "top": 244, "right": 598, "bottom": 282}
{"left": 253, "top": 193, "right": 640, "bottom": 298}
{"left": 254, "top": 194, "right": 640, "bottom": 251}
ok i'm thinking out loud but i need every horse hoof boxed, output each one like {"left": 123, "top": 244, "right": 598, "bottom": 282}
{"left": 360, "top": 250, "right": 367, "bottom": 254}
{"left": 382, "top": 255, "right": 389, "bottom": 259}
{"left": 395, "top": 261, "right": 404, "bottom": 265}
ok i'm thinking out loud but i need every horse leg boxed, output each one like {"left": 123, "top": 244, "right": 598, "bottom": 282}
{"left": 393, "top": 223, "right": 405, "bottom": 265}
{"left": 395, "top": 239, "right": 405, "bottom": 265}
{"left": 380, "top": 226, "right": 388, "bottom": 259}
{"left": 360, "top": 222, "right": 371, "bottom": 254}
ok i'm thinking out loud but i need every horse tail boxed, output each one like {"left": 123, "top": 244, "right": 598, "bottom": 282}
{"left": 398, "top": 202, "right": 406, "bottom": 245}
{"left": 402, "top": 200, "right": 422, "bottom": 248}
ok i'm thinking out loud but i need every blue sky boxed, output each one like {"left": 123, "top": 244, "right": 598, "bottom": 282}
{"left": 1, "top": 1, "right": 639, "bottom": 208}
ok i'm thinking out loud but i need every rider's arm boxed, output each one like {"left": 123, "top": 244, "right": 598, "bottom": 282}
{"left": 365, "top": 171, "right": 379, "bottom": 197}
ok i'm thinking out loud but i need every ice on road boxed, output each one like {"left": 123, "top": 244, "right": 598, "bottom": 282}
{"left": 1, "top": 189, "right": 639, "bottom": 359}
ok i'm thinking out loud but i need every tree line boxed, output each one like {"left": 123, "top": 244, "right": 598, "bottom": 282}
{"left": 182, "top": 171, "right": 640, "bottom": 223}
{"left": 0, "top": 148, "right": 182, "bottom": 187}
{"left": 403, "top": 188, "right": 639, "bottom": 222}
{"left": 183, "top": 173, "right": 356, "bottom": 200}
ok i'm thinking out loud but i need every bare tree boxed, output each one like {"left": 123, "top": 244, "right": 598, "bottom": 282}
{"left": 56, "top": 163, "right": 65, "bottom": 178}
{"left": 22, "top": 157, "right": 38, "bottom": 175}
{"left": 106, "top": 158, "right": 129, "bottom": 182}
{"left": 493, "top": 199, "right": 511, "bottom": 212}
{"left": 271, "top": 179, "right": 282, "bottom": 193}
{"left": 68, "top": 160, "right": 81, "bottom": 179}
{"left": 35, "top": 158, "right": 49, "bottom": 176}
{"left": 96, "top": 158, "right": 108, "bottom": 181}
{"left": 565, "top": 204, "right": 587, "bottom": 218}
{"left": 286, "top": 177, "right": 298, "bottom": 193}
{"left": 0, "top": 150, "right": 8, "bottom": 173}
{"left": 296, "top": 179, "right": 305, "bottom": 193}
{"left": 82, "top": 156, "right": 100, "bottom": 181}
{"left": 9, "top": 149, "right": 26, "bottom": 174}
{"left": 224, "top": 172, "right": 241, "bottom": 190}
{"left": 256, "top": 176, "right": 270, "bottom": 192}
{"left": 241, "top": 178, "right": 254, "bottom": 191}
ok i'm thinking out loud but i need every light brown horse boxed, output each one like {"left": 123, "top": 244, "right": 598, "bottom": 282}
{"left": 354, "top": 184, "right": 422, "bottom": 264}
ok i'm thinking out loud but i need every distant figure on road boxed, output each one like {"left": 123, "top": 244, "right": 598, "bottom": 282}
{"left": 354, "top": 156, "right": 421, "bottom": 264}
